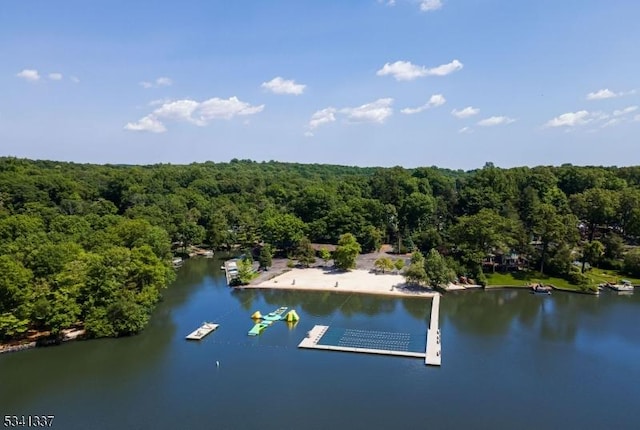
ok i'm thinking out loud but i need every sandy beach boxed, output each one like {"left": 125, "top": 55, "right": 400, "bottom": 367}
{"left": 246, "top": 267, "right": 438, "bottom": 299}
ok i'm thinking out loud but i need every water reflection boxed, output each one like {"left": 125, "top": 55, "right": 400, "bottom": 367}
{"left": 444, "top": 288, "right": 640, "bottom": 345}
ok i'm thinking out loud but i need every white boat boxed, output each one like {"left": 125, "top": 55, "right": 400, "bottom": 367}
{"left": 172, "top": 257, "right": 183, "bottom": 267}
{"left": 185, "top": 322, "right": 219, "bottom": 340}
{"left": 604, "top": 280, "right": 634, "bottom": 292}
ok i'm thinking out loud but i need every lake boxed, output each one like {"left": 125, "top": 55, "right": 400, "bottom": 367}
{"left": 1, "top": 256, "right": 639, "bottom": 429}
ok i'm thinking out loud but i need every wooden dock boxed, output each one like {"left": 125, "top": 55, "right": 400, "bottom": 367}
{"left": 298, "top": 325, "right": 426, "bottom": 359}
{"left": 223, "top": 260, "right": 237, "bottom": 285}
{"left": 425, "top": 293, "right": 441, "bottom": 366}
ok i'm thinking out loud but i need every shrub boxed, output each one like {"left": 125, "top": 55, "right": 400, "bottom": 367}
{"left": 623, "top": 249, "right": 640, "bottom": 277}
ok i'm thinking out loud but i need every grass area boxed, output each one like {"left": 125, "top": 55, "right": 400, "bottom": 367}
{"left": 486, "top": 268, "right": 640, "bottom": 294}
{"left": 485, "top": 271, "right": 591, "bottom": 292}
{"left": 584, "top": 268, "right": 640, "bottom": 286}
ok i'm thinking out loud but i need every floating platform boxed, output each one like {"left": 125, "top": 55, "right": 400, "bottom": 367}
{"left": 248, "top": 320, "right": 273, "bottom": 336}
{"left": 298, "top": 325, "right": 426, "bottom": 359}
{"left": 262, "top": 306, "right": 288, "bottom": 321}
{"left": 248, "top": 307, "right": 298, "bottom": 335}
{"left": 425, "top": 294, "right": 441, "bottom": 366}
{"left": 185, "top": 322, "right": 219, "bottom": 340}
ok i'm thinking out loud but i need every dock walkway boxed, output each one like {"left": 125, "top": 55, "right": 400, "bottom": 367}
{"left": 425, "top": 294, "right": 441, "bottom": 366}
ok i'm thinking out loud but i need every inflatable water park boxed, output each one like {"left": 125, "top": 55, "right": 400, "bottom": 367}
{"left": 248, "top": 306, "right": 300, "bottom": 336}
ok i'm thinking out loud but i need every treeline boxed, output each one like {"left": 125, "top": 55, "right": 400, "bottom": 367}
{"left": 1, "top": 157, "right": 640, "bottom": 340}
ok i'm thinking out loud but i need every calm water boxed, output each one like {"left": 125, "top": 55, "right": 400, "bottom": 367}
{"left": 1, "top": 257, "right": 639, "bottom": 429}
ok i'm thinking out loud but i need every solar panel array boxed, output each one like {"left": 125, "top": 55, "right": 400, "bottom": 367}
{"left": 317, "top": 327, "right": 425, "bottom": 353}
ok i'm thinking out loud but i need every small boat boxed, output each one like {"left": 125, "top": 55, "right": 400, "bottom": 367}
{"left": 186, "top": 322, "right": 219, "bottom": 340}
{"left": 531, "top": 283, "right": 552, "bottom": 295}
{"left": 172, "top": 257, "right": 183, "bottom": 268}
{"left": 604, "top": 280, "right": 634, "bottom": 292}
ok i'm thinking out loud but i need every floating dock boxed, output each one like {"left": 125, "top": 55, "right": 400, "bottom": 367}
{"left": 425, "top": 294, "right": 441, "bottom": 366}
{"left": 223, "top": 260, "right": 238, "bottom": 285}
{"left": 185, "top": 322, "right": 219, "bottom": 340}
{"left": 298, "top": 325, "right": 426, "bottom": 359}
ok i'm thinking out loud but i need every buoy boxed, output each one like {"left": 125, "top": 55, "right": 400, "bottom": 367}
{"left": 216, "top": 360, "right": 220, "bottom": 367}
{"left": 251, "top": 311, "right": 262, "bottom": 319}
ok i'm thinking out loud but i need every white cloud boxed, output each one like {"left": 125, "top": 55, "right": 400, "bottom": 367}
{"left": 401, "top": 94, "right": 446, "bottom": 114}
{"left": 377, "top": 61, "right": 427, "bottom": 81}
{"left": 48, "top": 73, "right": 63, "bottom": 81}
{"left": 420, "top": 0, "right": 442, "bottom": 12}
{"left": 261, "top": 77, "right": 306, "bottom": 95}
{"left": 427, "top": 94, "right": 446, "bottom": 107}
{"left": 586, "top": 89, "right": 618, "bottom": 100}
{"left": 545, "top": 110, "right": 590, "bottom": 127}
{"left": 198, "top": 97, "right": 265, "bottom": 121}
{"left": 70, "top": 76, "right": 80, "bottom": 83}
{"left": 140, "top": 77, "right": 173, "bottom": 89}
{"left": 306, "top": 98, "right": 393, "bottom": 133}
{"left": 125, "top": 96, "right": 264, "bottom": 133}
{"left": 613, "top": 105, "right": 638, "bottom": 117}
{"left": 154, "top": 100, "right": 201, "bottom": 124}
{"left": 308, "top": 108, "right": 337, "bottom": 130}
{"left": 341, "top": 98, "right": 393, "bottom": 123}
{"left": 451, "top": 106, "right": 479, "bottom": 118}
{"left": 634, "top": 114, "right": 640, "bottom": 122}
{"left": 477, "top": 116, "right": 516, "bottom": 127}
{"left": 16, "top": 69, "right": 40, "bottom": 82}
{"left": 378, "top": 0, "right": 396, "bottom": 5}
{"left": 601, "top": 118, "right": 621, "bottom": 128}
{"left": 124, "top": 115, "right": 167, "bottom": 133}
{"left": 426, "top": 59, "right": 463, "bottom": 76}
{"left": 376, "top": 59, "right": 463, "bottom": 81}
{"left": 458, "top": 127, "right": 473, "bottom": 134}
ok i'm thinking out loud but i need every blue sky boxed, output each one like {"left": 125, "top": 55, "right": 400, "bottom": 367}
{"left": 1, "top": 0, "right": 639, "bottom": 169}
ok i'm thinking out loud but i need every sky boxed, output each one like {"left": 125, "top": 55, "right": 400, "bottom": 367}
{"left": 1, "top": 0, "right": 639, "bottom": 170}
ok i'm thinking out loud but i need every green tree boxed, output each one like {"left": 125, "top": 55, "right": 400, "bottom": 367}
{"left": 374, "top": 257, "right": 394, "bottom": 273}
{"left": 258, "top": 245, "right": 273, "bottom": 270}
{"left": 570, "top": 188, "right": 619, "bottom": 241}
{"left": 531, "top": 203, "right": 578, "bottom": 275}
{"left": 424, "top": 249, "right": 455, "bottom": 287}
{"left": 358, "top": 225, "right": 383, "bottom": 253}
{"left": 410, "top": 251, "right": 425, "bottom": 266}
{"left": 294, "top": 237, "right": 316, "bottom": 267}
{"left": 451, "top": 208, "right": 522, "bottom": 267}
{"left": 623, "top": 249, "right": 640, "bottom": 277}
{"left": 261, "top": 212, "right": 305, "bottom": 252}
{"left": 403, "top": 262, "right": 428, "bottom": 286}
{"left": 394, "top": 258, "right": 405, "bottom": 272}
{"left": 236, "top": 258, "right": 255, "bottom": 285}
{"left": 582, "top": 240, "right": 604, "bottom": 272}
{"left": 333, "top": 233, "right": 361, "bottom": 271}
{"left": 319, "top": 248, "right": 332, "bottom": 266}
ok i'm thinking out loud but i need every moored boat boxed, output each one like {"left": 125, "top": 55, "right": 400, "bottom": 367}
{"left": 604, "top": 280, "right": 634, "bottom": 292}
{"left": 530, "top": 283, "right": 552, "bottom": 295}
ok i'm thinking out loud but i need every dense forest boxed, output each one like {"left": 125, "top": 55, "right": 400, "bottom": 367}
{"left": 1, "top": 157, "right": 640, "bottom": 342}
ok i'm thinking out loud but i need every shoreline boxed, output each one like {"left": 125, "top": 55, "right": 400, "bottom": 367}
{"left": 245, "top": 267, "right": 438, "bottom": 299}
